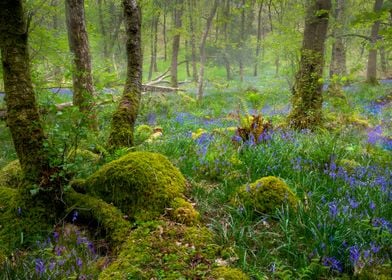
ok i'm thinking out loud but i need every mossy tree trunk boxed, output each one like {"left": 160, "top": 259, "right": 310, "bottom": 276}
{"left": 288, "top": 0, "right": 331, "bottom": 130}
{"left": 366, "top": 0, "right": 383, "bottom": 84}
{"left": 108, "top": 0, "right": 142, "bottom": 148}
{"left": 0, "top": 0, "right": 53, "bottom": 185}
{"left": 65, "top": 0, "right": 96, "bottom": 124}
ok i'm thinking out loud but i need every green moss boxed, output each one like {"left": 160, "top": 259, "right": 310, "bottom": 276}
{"left": 0, "top": 160, "right": 23, "bottom": 188}
{"left": 170, "top": 197, "right": 200, "bottom": 226}
{"left": 99, "top": 219, "right": 222, "bottom": 279}
{"left": 211, "top": 267, "right": 250, "bottom": 280}
{"left": 339, "top": 159, "right": 361, "bottom": 174}
{"left": 135, "top": 124, "right": 153, "bottom": 144}
{"left": 67, "top": 148, "right": 100, "bottom": 162}
{"left": 84, "top": 152, "right": 186, "bottom": 221}
{"left": 0, "top": 187, "right": 53, "bottom": 255}
{"left": 232, "top": 176, "right": 298, "bottom": 216}
{"left": 64, "top": 189, "right": 131, "bottom": 248}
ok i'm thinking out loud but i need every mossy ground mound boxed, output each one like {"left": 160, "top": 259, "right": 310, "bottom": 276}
{"left": 0, "top": 160, "right": 23, "bottom": 188}
{"left": 0, "top": 187, "right": 53, "bottom": 255}
{"left": 211, "top": 267, "right": 250, "bottom": 280}
{"left": 85, "top": 151, "right": 187, "bottom": 221}
{"left": 100, "top": 219, "right": 246, "bottom": 279}
{"left": 233, "top": 176, "right": 298, "bottom": 216}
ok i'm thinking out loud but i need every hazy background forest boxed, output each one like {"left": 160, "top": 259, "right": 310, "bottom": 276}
{"left": 0, "top": 0, "right": 391, "bottom": 279}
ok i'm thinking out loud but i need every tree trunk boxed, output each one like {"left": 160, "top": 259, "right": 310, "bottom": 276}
{"left": 108, "top": 0, "right": 142, "bottom": 148}
{"left": 65, "top": 0, "right": 96, "bottom": 122}
{"left": 98, "top": 0, "right": 109, "bottom": 61}
{"left": 379, "top": 47, "right": 388, "bottom": 77}
{"left": 148, "top": 14, "right": 159, "bottom": 81}
{"left": 366, "top": 0, "right": 383, "bottom": 84}
{"left": 163, "top": 7, "right": 168, "bottom": 61}
{"left": 197, "top": 0, "right": 219, "bottom": 101}
{"left": 239, "top": 0, "right": 246, "bottom": 83}
{"left": 0, "top": 0, "right": 52, "bottom": 184}
{"left": 188, "top": 0, "right": 199, "bottom": 82}
{"left": 254, "top": 1, "right": 264, "bottom": 76}
{"left": 223, "top": 0, "right": 232, "bottom": 80}
{"left": 329, "top": 0, "right": 347, "bottom": 77}
{"left": 171, "top": 0, "right": 184, "bottom": 88}
{"left": 289, "top": 0, "right": 331, "bottom": 130}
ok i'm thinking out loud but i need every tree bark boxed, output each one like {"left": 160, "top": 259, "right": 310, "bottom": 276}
{"left": 254, "top": 1, "right": 264, "bottom": 76}
{"left": 329, "top": 0, "right": 347, "bottom": 77}
{"left": 239, "top": 0, "right": 246, "bottom": 82}
{"left": 148, "top": 13, "right": 159, "bottom": 81}
{"left": 366, "top": 0, "right": 383, "bottom": 84}
{"left": 108, "top": 0, "right": 142, "bottom": 148}
{"left": 65, "top": 0, "right": 96, "bottom": 122}
{"left": 188, "top": 0, "right": 199, "bottom": 82}
{"left": 289, "top": 0, "right": 331, "bottom": 130}
{"left": 171, "top": 0, "right": 184, "bottom": 88}
{"left": 0, "top": 0, "right": 52, "bottom": 184}
{"left": 197, "top": 0, "right": 219, "bottom": 101}
{"left": 98, "top": 0, "right": 109, "bottom": 60}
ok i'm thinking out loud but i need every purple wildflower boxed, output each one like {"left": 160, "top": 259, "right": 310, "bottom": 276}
{"left": 35, "top": 258, "right": 45, "bottom": 275}
{"left": 323, "top": 256, "right": 343, "bottom": 273}
{"left": 76, "top": 258, "right": 83, "bottom": 268}
{"left": 72, "top": 211, "right": 78, "bottom": 223}
{"left": 328, "top": 201, "right": 338, "bottom": 218}
{"left": 349, "top": 245, "right": 360, "bottom": 266}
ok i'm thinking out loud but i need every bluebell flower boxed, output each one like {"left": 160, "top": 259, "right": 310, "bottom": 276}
{"left": 76, "top": 258, "right": 83, "bottom": 268}
{"left": 322, "top": 256, "right": 343, "bottom": 273}
{"left": 349, "top": 245, "right": 360, "bottom": 266}
{"left": 72, "top": 211, "right": 78, "bottom": 223}
{"left": 35, "top": 258, "right": 45, "bottom": 275}
{"left": 328, "top": 201, "right": 338, "bottom": 218}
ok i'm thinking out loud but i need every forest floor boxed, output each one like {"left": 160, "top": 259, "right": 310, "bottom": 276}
{"left": 0, "top": 77, "right": 391, "bottom": 279}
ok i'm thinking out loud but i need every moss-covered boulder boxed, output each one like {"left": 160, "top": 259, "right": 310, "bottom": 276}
{"left": 135, "top": 124, "right": 153, "bottom": 144}
{"left": 0, "top": 160, "right": 23, "bottom": 188}
{"left": 169, "top": 197, "right": 200, "bottom": 226}
{"left": 100, "top": 219, "right": 246, "bottom": 279}
{"left": 233, "top": 176, "right": 298, "bottom": 216}
{"left": 84, "top": 152, "right": 187, "bottom": 221}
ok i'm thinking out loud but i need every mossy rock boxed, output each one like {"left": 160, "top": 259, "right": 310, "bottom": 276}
{"left": 211, "top": 267, "right": 250, "bottom": 280}
{"left": 135, "top": 124, "right": 153, "bottom": 143}
{"left": 169, "top": 197, "right": 200, "bottom": 226}
{"left": 99, "top": 219, "right": 225, "bottom": 279}
{"left": 0, "top": 160, "right": 23, "bottom": 188}
{"left": 84, "top": 152, "right": 186, "bottom": 221}
{"left": 232, "top": 176, "right": 298, "bottom": 216}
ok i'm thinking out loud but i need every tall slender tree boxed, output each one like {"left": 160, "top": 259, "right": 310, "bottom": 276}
{"left": 289, "top": 0, "right": 332, "bottom": 129}
{"left": 366, "top": 0, "right": 384, "bottom": 84}
{"left": 65, "top": 0, "right": 96, "bottom": 120}
{"left": 330, "top": 0, "right": 347, "bottom": 78}
{"left": 197, "top": 0, "right": 219, "bottom": 101}
{"left": 171, "top": 0, "right": 184, "bottom": 88}
{"left": 0, "top": 0, "right": 53, "bottom": 185}
{"left": 108, "top": 0, "right": 142, "bottom": 148}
